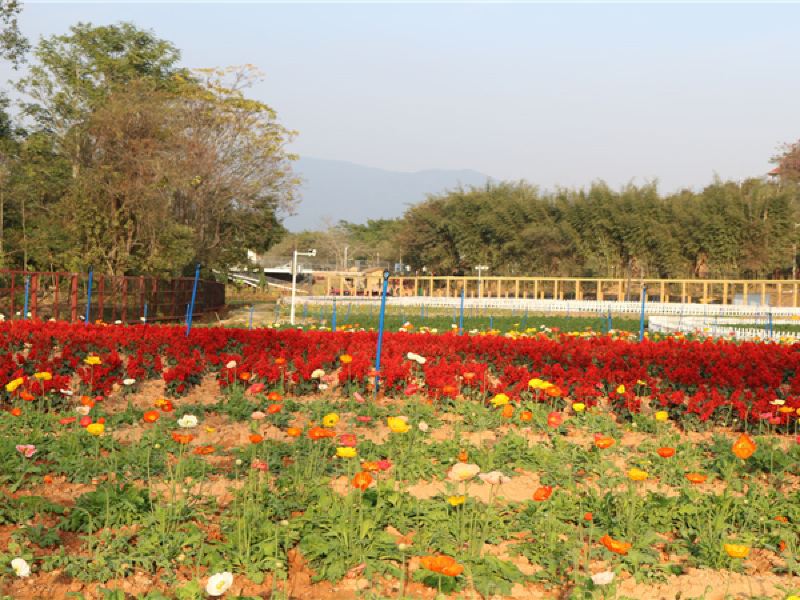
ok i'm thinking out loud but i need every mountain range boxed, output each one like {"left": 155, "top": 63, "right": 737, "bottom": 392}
{"left": 283, "top": 157, "right": 490, "bottom": 231}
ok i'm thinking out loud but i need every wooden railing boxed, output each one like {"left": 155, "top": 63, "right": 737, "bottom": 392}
{"left": 319, "top": 274, "right": 800, "bottom": 307}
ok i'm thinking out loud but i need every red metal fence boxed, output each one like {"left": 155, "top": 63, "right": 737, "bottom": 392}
{"left": 0, "top": 270, "right": 225, "bottom": 324}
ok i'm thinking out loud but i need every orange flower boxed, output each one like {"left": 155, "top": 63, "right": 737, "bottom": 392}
{"left": 340, "top": 354, "right": 353, "bottom": 365}
{"left": 160, "top": 401, "right": 174, "bottom": 413}
{"left": 193, "top": 445, "right": 215, "bottom": 455}
{"left": 275, "top": 357, "right": 287, "bottom": 366}
{"left": 10, "top": 407, "right": 22, "bottom": 417}
{"left": 533, "top": 486, "right": 553, "bottom": 501}
{"left": 583, "top": 512, "right": 593, "bottom": 522}
{"left": 600, "top": 534, "right": 632, "bottom": 555}
{"left": 775, "top": 515, "right": 789, "bottom": 524}
{"left": 20, "top": 390, "right": 35, "bottom": 402}
{"left": 286, "top": 427, "right": 302, "bottom": 437}
{"left": 352, "top": 471, "right": 373, "bottom": 490}
{"left": 501, "top": 404, "right": 514, "bottom": 418}
{"left": 520, "top": 410, "right": 533, "bottom": 422}
{"left": 419, "top": 555, "right": 463, "bottom": 577}
{"left": 80, "top": 395, "right": 95, "bottom": 407}
{"left": 685, "top": 472, "right": 707, "bottom": 484}
{"left": 545, "top": 386, "right": 562, "bottom": 398}
{"left": 239, "top": 371, "right": 251, "bottom": 381}
{"left": 308, "top": 426, "right": 336, "bottom": 440}
{"left": 143, "top": 410, "right": 160, "bottom": 423}
{"left": 457, "top": 449, "right": 468, "bottom": 462}
{"left": 462, "top": 372, "right": 476, "bottom": 383}
{"left": 249, "top": 434, "right": 264, "bottom": 444}
{"left": 42, "top": 474, "right": 54, "bottom": 485}
{"left": 732, "top": 433, "right": 756, "bottom": 460}
{"left": 361, "top": 461, "right": 379, "bottom": 472}
{"left": 267, "top": 391, "right": 283, "bottom": 402}
{"left": 723, "top": 543, "right": 750, "bottom": 559}
{"left": 657, "top": 447, "right": 675, "bottom": 458}
{"left": 171, "top": 432, "right": 194, "bottom": 445}
{"left": 267, "top": 403, "right": 282, "bottom": 414}
{"left": 594, "top": 435, "right": 615, "bottom": 449}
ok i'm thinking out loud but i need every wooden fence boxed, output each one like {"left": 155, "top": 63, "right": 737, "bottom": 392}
{"left": 321, "top": 274, "right": 800, "bottom": 307}
{"left": 0, "top": 270, "right": 225, "bottom": 324}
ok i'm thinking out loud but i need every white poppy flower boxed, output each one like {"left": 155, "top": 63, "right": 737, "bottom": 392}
{"left": 591, "top": 571, "right": 615, "bottom": 586}
{"left": 122, "top": 378, "right": 136, "bottom": 386}
{"left": 225, "top": 360, "right": 237, "bottom": 369}
{"left": 311, "top": 369, "right": 325, "bottom": 379}
{"left": 206, "top": 571, "right": 233, "bottom": 596}
{"left": 75, "top": 405, "right": 91, "bottom": 416}
{"left": 177, "top": 414, "right": 199, "bottom": 429}
{"left": 11, "top": 558, "right": 31, "bottom": 578}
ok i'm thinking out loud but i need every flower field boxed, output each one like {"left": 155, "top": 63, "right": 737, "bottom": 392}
{"left": 1, "top": 320, "right": 799, "bottom": 599}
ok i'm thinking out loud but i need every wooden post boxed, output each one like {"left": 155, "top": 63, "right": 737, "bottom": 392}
{"left": 52, "top": 274, "right": 60, "bottom": 320}
{"left": 9, "top": 273, "right": 15, "bottom": 316}
{"left": 533, "top": 279, "right": 539, "bottom": 300}
{"left": 659, "top": 281, "right": 665, "bottom": 303}
{"left": 576, "top": 280, "right": 581, "bottom": 301}
{"left": 446, "top": 277, "right": 451, "bottom": 297}
{"left": 515, "top": 279, "right": 520, "bottom": 298}
{"left": 70, "top": 274, "right": 78, "bottom": 323}
{"left": 743, "top": 282, "right": 748, "bottom": 305}
{"left": 794, "top": 283, "right": 799, "bottom": 308}
{"left": 497, "top": 279, "right": 503, "bottom": 298}
{"left": 761, "top": 282, "right": 767, "bottom": 306}
{"left": 681, "top": 281, "right": 686, "bottom": 303}
{"left": 723, "top": 281, "right": 729, "bottom": 305}
{"left": 597, "top": 280, "right": 604, "bottom": 301}
{"left": 30, "top": 274, "right": 38, "bottom": 319}
{"left": 121, "top": 277, "right": 128, "bottom": 322}
{"left": 618, "top": 279, "right": 624, "bottom": 302}
{"left": 429, "top": 276, "right": 434, "bottom": 296}
{"left": 702, "top": 282, "right": 708, "bottom": 304}
{"left": 97, "top": 276, "right": 105, "bottom": 323}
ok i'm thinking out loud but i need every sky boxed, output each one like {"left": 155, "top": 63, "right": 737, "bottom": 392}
{"left": 4, "top": 2, "right": 800, "bottom": 196}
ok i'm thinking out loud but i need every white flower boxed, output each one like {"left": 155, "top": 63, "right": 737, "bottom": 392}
{"left": 591, "top": 571, "right": 615, "bottom": 586}
{"left": 318, "top": 383, "right": 329, "bottom": 391}
{"left": 114, "top": 320, "right": 122, "bottom": 325}
{"left": 122, "top": 378, "right": 136, "bottom": 386}
{"left": 770, "top": 399, "right": 785, "bottom": 406}
{"left": 60, "top": 388, "right": 74, "bottom": 396}
{"left": 418, "top": 421, "right": 429, "bottom": 433}
{"left": 11, "top": 557, "right": 31, "bottom": 578}
{"left": 140, "top": 316, "right": 146, "bottom": 322}
{"left": 406, "top": 352, "right": 426, "bottom": 365}
{"left": 225, "top": 360, "right": 237, "bottom": 369}
{"left": 311, "top": 369, "right": 325, "bottom": 379}
{"left": 76, "top": 405, "right": 91, "bottom": 416}
{"left": 478, "top": 471, "right": 510, "bottom": 485}
{"left": 177, "top": 414, "right": 199, "bottom": 429}
{"left": 206, "top": 571, "right": 233, "bottom": 596}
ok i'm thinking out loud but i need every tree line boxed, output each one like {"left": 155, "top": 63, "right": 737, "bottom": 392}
{"left": 0, "top": 13, "right": 297, "bottom": 276}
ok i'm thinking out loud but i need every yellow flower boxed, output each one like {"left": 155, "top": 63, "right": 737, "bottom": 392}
{"left": 5, "top": 377, "right": 24, "bottom": 393}
{"left": 636, "top": 379, "right": 646, "bottom": 385}
{"left": 627, "top": 468, "right": 648, "bottom": 481}
{"left": 322, "top": 413, "right": 340, "bottom": 428}
{"left": 490, "top": 393, "right": 509, "bottom": 407}
{"left": 447, "top": 495, "right": 466, "bottom": 506}
{"left": 336, "top": 447, "right": 357, "bottom": 458}
{"left": 387, "top": 416, "right": 410, "bottom": 433}
{"left": 84, "top": 355, "right": 102, "bottom": 366}
{"left": 447, "top": 462, "right": 481, "bottom": 482}
{"left": 33, "top": 372, "right": 52, "bottom": 381}
{"left": 723, "top": 543, "right": 750, "bottom": 559}
{"left": 528, "top": 378, "right": 546, "bottom": 390}
{"left": 654, "top": 411, "right": 669, "bottom": 422}
{"left": 572, "top": 402, "right": 586, "bottom": 413}
{"left": 616, "top": 384, "right": 626, "bottom": 394}
{"left": 86, "top": 423, "right": 105, "bottom": 436}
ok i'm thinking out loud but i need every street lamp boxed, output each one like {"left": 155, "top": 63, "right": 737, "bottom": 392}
{"left": 290, "top": 248, "right": 316, "bottom": 325}
{"left": 474, "top": 265, "right": 489, "bottom": 298}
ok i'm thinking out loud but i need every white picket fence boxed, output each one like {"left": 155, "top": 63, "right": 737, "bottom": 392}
{"left": 302, "top": 296, "right": 800, "bottom": 341}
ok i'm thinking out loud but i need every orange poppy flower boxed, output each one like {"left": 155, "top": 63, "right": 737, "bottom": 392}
{"left": 547, "top": 412, "right": 563, "bottom": 428}
{"left": 501, "top": 404, "right": 514, "bottom": 418}
{"left": 10, "top": 407, "right": 22, "bottom": 417}
{"left": 239, "top": 371, "right": 251, "bottom": 381}
{"left": 657, "top": 447, "right": 675, "bottom": 458}
{"left": 723, "top": 543, "right": 750, "bottom": 559}
{"left": 732, "top": 433, "right": 756, "bottom": 460}
{"left": 600, "top": 534, "right": 632, "bottom": 555}
{"left": 594, "top": 435, "right": 615, "bottom": 449}
{"left": 80, "top": 395, "right": 95, "bottom": 407}
{"left": 545, "top": 386, "right": 562, "bottom": 398}
{"left": 308, "top": 426, "right": 336, "bottom": 440}
{"left": 275, "top": 357, "right": 287, "bottom": 366}
{"left": 685, "top": 472, "right": 707, "bottom": 484}
{"left": 193, "top": 445, "right": 215, "bottom": 455}
{"left": 361, "top": 461, "right": 379, "bottom": 472}
{"left": 20, "top": 390, "right": 35, "bottom": 402}
{"left": 267, "top": 391, "right": 283, "bottom": 402}
{"left": 42, "top": 474, "right": 54, "bottom": 485}
{"left": 352, "top": 471, "right": 373, "bottom": 490}
{"left": 249, "top": 434, "right": 264, "bottom": 444}
{"left": 462, "top": 372, "right": 476, "bottom": 382}
{"left": 520, "top": 410, "right": 533, "bottom": 422}
{"left": 458, "top": 449, "right": 468, "bottom": 462}
{"left": 583, "top": 512, "right": 593, "bottom": 522}
{"left": 160, "top": 401, "right": 174, "bottom": 413}
{"left": 286, "top": 427, "right": 302, "bottom": 437}
{"left": 533, "top": 486, "right": 553, "bottom": 501}
{"left": 340, "top": 354, "right": 353, "bottom": 365}
{"left": 775, "top": 515, "right": 789, "bottom": 524}
{"left": 171, "top": 432, "right": 194, "bottom": 445}
{"left": 419, "top": 555, "right": 463, "bottom": 577}
{"left": 267, "top": 403, "right": 282, "bottom": 414}
{"left": 143, "top": 410, "right": 160, "bottom": 423}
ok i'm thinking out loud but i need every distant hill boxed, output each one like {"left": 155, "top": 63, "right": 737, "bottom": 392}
{"left": 283, "top": 157, "right": 490, "bottom": 231}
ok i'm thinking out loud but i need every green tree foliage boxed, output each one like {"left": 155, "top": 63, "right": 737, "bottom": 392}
{"left": 0, "top": 0, "right": 28, "bottom": 69}
{"left": 393, "top": 178, "right": 800, "bottom": 279}
{"left": 2, "top": 22, "right": 295, "bottom": 275}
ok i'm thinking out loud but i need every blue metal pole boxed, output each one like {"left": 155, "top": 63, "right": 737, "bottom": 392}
{"left": 143, "top": 302, "right": 148, "bottom": 325}
{"left": 638, "top": 285, "right": 647, "bottom": 342}
{"left": 768, "top": 311, "right": 773, "bottom": 338}
{"left": 84, "top": 268, "right": 93, "bottom": 326}
{"left": 607, "top": 308, "right": 612, "bottom": 332}
{"left": 249, "top": 305, "right": 254, "bottom": 330}
{"left": 459, "top": 287, "right": 465, "bottom": 335}
{"left": 22, "top": 275, "right": 30, "bottom": 320}
{"left": 374, "top": 271, "right": 390, "bottom": 393}
{"left": 303, "top": 302, "right": 308, "bottom": 321}
{"left": 185, "top": 264, "right": 200, "bottom": 337}
{"left": 332, "top": 298, "right": 338, "bottom": 332}
{"left": 345, "top": 302, "right": 352, "bottom": 323}
{"left": 489, "top": 315, "right": 494, "bottom": 330}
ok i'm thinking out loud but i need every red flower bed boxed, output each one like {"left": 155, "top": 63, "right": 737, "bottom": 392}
{"left": 1, "top": 321, "right": 798, "bottom": 428}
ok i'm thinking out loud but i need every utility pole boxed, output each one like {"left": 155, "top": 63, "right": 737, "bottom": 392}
{"left": 475, "top": 265, "right": 489, "bottom": 299}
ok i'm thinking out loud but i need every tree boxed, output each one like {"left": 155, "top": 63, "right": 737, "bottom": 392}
{"left": 772, "top": 139, "right": 800, "bottom": 182}
{"left": 0, "top": 0, "right": 28, "bottom": 69}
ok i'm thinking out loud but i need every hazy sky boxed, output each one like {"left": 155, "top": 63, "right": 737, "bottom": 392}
{"left": 5, "top": 2, "right": 800, "bottom": 192}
